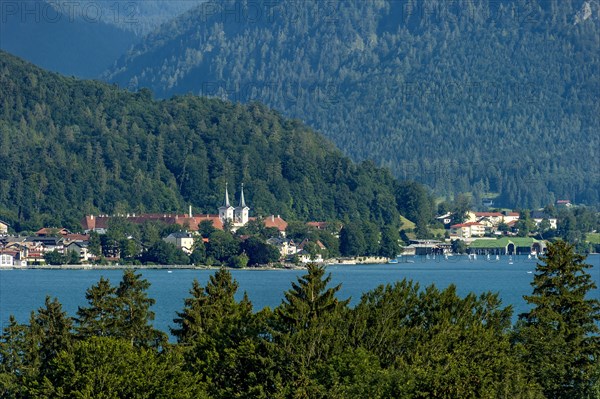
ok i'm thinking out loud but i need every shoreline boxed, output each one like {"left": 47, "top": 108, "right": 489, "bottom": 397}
{"left": 0, "top": 264, "right": 304, "bottom": 271}
{"left": 2, "top": 253, "right": 597, "bottom": 271}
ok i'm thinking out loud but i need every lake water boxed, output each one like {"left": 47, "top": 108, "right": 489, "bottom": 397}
{"left": 1, "top": 255, "right": 598, "bottom": 336}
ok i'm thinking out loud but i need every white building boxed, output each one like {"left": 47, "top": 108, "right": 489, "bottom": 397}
{"left": 450, "top": 222, "right": 485, "bottom": 239}
{"left": 163, "top": 232, "right": 196, "bottom": 254}
{"left": 0, "top": 250, "right": 27, "bottom": 267}
{"left": 64, "top": 242, "right": 92, "bottom": 262}
{"left": 0, "top": 220, "right": 8, "bottom": 235}
{"left": 219, "top": 183, "right": 250, "bottom": 230}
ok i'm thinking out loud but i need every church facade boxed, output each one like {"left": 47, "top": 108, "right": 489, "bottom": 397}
{"left": 218, "top": 183, "right": 250, "bottom": 229}
{"left": 81, "top": 183, "right": 278, "bottom": 234}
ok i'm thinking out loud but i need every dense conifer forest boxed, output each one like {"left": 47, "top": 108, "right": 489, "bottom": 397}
{"left": 105, "top": 0, "right": 600, "bottom": 208}
{"left": 1, "top": 241, "right": 598, "bottom": 398}
{"left": 0, "top": 51, "right": 434, "bottom": 232}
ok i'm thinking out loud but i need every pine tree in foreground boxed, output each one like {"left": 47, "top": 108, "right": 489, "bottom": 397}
{"left": 515, "top": 240, "right": 600, "bottom": 398}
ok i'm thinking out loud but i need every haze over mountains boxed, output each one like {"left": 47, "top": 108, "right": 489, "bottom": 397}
{"left": 104, "top": 0, "right": 600, "bottom": 208}
{"left": 0, "top": 0, "right": 203, "bottom": 77}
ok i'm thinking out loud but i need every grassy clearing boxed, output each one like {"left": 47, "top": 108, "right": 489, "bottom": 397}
{"left": 586, "top": 233, "right": 600, "bottom": 244}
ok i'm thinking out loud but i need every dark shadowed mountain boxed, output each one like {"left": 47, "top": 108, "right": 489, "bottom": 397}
{"left": 104, "top": 0, "right": 600, "bottom": 208}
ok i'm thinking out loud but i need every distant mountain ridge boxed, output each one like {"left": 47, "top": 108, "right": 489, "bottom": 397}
{"left": 0, "top": 0, "right": 137, "bottom": 78}
{"left": 46, "top": 0, "right": 205, "bottom": 36}
{"left": 104, "top": 0, "right": 600, "bottom": 208}
{"left": 0, "top": 51, "right": 434, "bottom": 232}
{"left": 0, "top": 0, "right": 204, "bottom": 77}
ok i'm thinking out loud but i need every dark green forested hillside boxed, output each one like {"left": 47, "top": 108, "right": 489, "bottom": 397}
{"left": 104, "top": 0, "right": 600, "bottom": 208}
{"left": 0, "top": 51, "right": 434, "bottom": 231}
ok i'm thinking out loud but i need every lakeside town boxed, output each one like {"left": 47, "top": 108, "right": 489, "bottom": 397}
{"left": 1, "top": 187, "right": 596, "bottom": 268}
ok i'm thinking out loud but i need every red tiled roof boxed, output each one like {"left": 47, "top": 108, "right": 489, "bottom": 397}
{"left": 451, "top": 222, "right": 483, "bottom": 228}
{"left": 64, "top": 234, "right": 89, "bottom": 242}
{"left": 263, "top": 215, "right": 288, "bottom": 231}
{"left": 475, "top": 212, "right": 502, "bottom": 217}
{"left": 81, "top": 213, "right": 288, "bottom": 233}
{"left": 27, "top": 252, "right": 44, "bottom": 258}
{"left": 181, "top": 215, "right": 223, "bottom": 231}
{"left": 36, "top": 227, "right": 69, "bottom": 236}
{"left": 81, "top": 214, "right": 224, "bottom": 232}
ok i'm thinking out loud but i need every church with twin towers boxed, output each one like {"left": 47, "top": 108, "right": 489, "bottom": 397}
{"left": 218, "top": 183, "right": 250, "bottom": 228}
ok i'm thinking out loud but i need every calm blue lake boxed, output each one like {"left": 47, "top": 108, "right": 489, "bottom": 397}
{"left": 1, "top": 255, "right": 598, "bottom": 336}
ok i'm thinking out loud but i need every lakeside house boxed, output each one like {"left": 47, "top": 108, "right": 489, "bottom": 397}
{"left": 266, "top": 237, "right": 327, "bottom": 263}
{"left": 267, "top": 238, "right": 298, "bottom": 257}
{"left": 0, "top": 249, "right": 27, "bottom": 267}
{"left": 468, "top": 237, "right": 546, "bottom": 255}
{"left": 450, "top": 222, "right": 485, "bottom": 239}
{"left": 403, "top": 239, "right": 451, "bottom": 255}
{"left": 0, "top": 229, "right": 92, "bottom": 267}
{"left": 530, "top": 211, "right": 558, "bottom": 230}
{"left": 64, "top": 241, "right": 92, "bottom": 263}
{"left": 163, "top": 232, "right": 196, "bottom": 254}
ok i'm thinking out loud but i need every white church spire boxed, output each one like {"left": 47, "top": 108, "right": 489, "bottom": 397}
{"left": 223, "top": 182, "right": 231, "bottom": 207}
{"left": 239, "top": 183, "right": 247, "bottom": 208}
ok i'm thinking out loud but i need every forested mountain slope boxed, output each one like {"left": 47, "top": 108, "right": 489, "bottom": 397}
{"left": 104, "top": 0, "right": 600, "bottom": 208}
{"left": 0, "top": 51, "right": 434, "bottom": 231}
